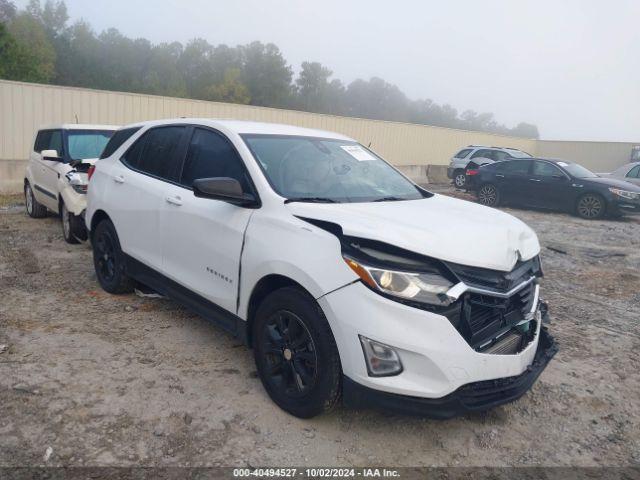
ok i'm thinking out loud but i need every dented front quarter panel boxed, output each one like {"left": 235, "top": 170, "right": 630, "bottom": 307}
{"left": 58, "top": 170, "right": 89, "bottom": 216}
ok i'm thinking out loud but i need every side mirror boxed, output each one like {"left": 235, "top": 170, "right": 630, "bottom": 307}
{"left": 551, "top": 174, "right": 566, "bottom": 181}
{"left": 41, "top": 149, "right": 63, "bottom": 162}
{"left": 193, "top": 177, "right": 258, "bottom": 208}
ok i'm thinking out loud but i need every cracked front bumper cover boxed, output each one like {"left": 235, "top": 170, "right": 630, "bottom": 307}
{"left": 343, "top": 327, "right": 557, "bottom": 419}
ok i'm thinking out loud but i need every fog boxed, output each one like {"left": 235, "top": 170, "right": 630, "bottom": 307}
{"left": 16, "top": 0, "right": 639, "bottom": 141}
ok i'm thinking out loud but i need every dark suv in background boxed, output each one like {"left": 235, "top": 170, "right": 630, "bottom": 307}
{"left": 472, "top": 158, "right": 640, "bottom": 219}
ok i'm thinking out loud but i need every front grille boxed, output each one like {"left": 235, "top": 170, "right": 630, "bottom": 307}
{"left": 462, "top": 281, "right": 536, "bottom": 349}
{"left": 443, "top": 257, "right": 541, "bottom": 352}
{"left": 446, "top": 256, "right": 541, "bottom": 293}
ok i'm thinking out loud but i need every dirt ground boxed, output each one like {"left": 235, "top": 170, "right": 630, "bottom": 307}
{"left": 1, "top": 186, "right": 639, "bottom": 468}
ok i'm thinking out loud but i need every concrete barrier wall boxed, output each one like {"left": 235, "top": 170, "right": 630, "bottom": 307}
{"left": 0, "top": 80, "right": 637, "bottom": 193}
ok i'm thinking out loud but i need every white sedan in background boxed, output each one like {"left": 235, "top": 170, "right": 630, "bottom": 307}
{"left": 599, "top": 162, "right": 640, "bottom": 187}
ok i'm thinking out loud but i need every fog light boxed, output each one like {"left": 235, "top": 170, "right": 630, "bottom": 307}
{"left": 359, "top": 335, "right": 403, "bottom": 377}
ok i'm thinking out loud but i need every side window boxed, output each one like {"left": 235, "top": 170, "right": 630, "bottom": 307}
{"left": 503, "top": 160, "right": 531, "bottom": 174}
{"left": 34, "top": 130, "right": 62, "bottom": 154}
{"left": 493, "top": 151, "right": 511, "bottom": 161}
{"left": 49, "top": 130, "right": 63, "bottom": 155}
{"left": 100, "top": 127, "right": 141, "bottom": 159}
{"left": 454, "top": 148, "right": 472, "bottom": 159}
{"left": 121, "top": 132, "right": 147, "bottom": 169}
{"left": 626, "top": 165, "right": 640, "bottom": 178}
{"left": 533, "top": 161, "right": 562, "bottom": 177}
{"left": 123, "top": 126, "right": 185, "bottom": 181}
{"left": 180, "top": 128, "right": 250, "bottom": 191}
{"left": 34, "top": 131, "right": 47, "bottom": 152}
{"left": 471, "top": 149, "right": 492, "bottom": 159}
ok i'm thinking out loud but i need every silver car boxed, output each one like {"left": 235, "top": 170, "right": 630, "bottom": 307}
{"left": 599, "top": 162, "right": 640, "bottom": 186}
{"left": 447, "top": 145, "right": 532, "bottom": 188}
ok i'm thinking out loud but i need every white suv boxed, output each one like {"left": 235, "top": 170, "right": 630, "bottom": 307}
{"left": 447, "top": 145, "right": 532, "bottom": 188}
{"left": 86, "top": 119, "right": 556, "bottom": 418}
{"left": 24, "top": 124, "right": 118, "bottom": 243}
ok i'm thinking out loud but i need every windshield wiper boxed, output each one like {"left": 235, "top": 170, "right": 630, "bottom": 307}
{"left": 284, "top": 197, "right": 338, "bottom": 204}
{"left": 372, "top": 196, "right": 405, "bottom": 202}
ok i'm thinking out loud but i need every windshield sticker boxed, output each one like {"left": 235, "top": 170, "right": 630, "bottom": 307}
{"left": 557, "top": 161, "right": 569, "bottom": 167}
{"left": 340, "top": 145, "right": 375, "bottom": 161}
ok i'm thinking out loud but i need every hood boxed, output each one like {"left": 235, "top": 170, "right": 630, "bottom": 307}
{"left": 286, "top": 194, "right": 540, "bottom": 272}
{"left": 582, "top": 176, "right": 640, "bottom": 191}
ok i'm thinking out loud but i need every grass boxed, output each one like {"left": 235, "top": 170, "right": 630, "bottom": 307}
{"left": 0, "top": 193, "right": 24, "bottom": 208}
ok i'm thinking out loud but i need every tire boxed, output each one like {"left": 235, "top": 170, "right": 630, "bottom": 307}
{"left": 92, "top": 219, "right": 135, "bottom": 294}
{"left": 253, "top": 286, "right": 342, "bottom": 418}
{"left": 576, "top": 193, "right": 605, "bottom": 219}
{"left": 477, "top": 183, "right": 501, "bottom": 207}
{"left": 61, "top": 202, "right": 80, "bottom": 244}
{"left": 24, "top": 182, "right": 47, "bottom": 218}
{"left": 453, "top": 170, "right": 466, "bottom": 189}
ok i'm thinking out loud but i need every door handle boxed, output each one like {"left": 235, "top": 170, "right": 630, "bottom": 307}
{"left": 165, "top": 195, "right": 183, "bottom": 206}
{"left": 113, "top": 175, "right": 125, "bottom": 184}
{"left": 529, "top": 178, "right": 541, "bottom": 182}
{"left": 495, "top": 174, "right": 505, "bottom": 178}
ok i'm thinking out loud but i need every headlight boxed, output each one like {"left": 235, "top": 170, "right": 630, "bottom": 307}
{"left": 609, "top": 187, "right": 639, "bottom": 200}
{"left": 66, "top": 172, "right": 88, "bottom": 194}
{"left": 344, "top": 256, "right": 455, "bottom": 307}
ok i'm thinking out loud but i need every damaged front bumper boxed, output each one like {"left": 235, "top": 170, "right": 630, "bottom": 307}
{"left": 343, "top": 327, "right": 557, "bottom": 419}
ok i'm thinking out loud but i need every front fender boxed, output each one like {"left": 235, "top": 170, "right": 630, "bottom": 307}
{"left": 238, "top": 212, "right": 357, "bottom": 320}
{"left": 58, "top": 180, "right": 87, "bottom": 216}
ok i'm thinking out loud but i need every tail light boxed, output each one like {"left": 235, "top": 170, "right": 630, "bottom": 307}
{"left": 87, "top": 165, "right": 96, "bottom": 181}
{"left": 466, "top": 169, "right": 479, "bottom": 176}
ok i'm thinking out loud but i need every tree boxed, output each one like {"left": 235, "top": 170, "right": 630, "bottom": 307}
{"left": 296, "top": 61, "right": 331, "bottom": 111}
{"left": 5, "top": 12, "right": 55, "bottom": 82}
{"left": 177, "top": 38, "right": 215, "bottom": 98}
{"left": 204, "top": 68, "right": 250, "bottom": 104}
{"left": 2, "top": 0, "right": 540, "bottom": 137}
{"left": 0, "top": 0, "right": 16, "bottom": 23}
{"left": 142, "top": 42, "right": 186, "bottom": 97}
{"left": 240, "top": 41, "right": 292, "bottom": 108}
{"left": 344, "top": 77, "right": 410, "bottom": 121}
{"left": 511, "top": 122, "right": 540, "bottom": 139}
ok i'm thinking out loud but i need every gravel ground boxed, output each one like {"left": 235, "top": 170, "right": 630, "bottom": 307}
{"left": 0, "top": 187, "right": 639, "bottom": 468}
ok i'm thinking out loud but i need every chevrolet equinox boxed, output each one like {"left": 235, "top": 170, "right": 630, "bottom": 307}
{"left": 86, "top": 119, "right": 557, "bottom": 418}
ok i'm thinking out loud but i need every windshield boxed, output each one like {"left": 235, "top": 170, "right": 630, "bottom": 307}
{"left": 242, "top": 135, "right": 425, "bottom": 203}
{"left": 508, "top": 150, "right": 532, "bottom": 158}
{"left": 66, "top": 130, "right": 114, "bottom": 160}
{"left": 560, "top": 162, "right": 598, "bottom": 178}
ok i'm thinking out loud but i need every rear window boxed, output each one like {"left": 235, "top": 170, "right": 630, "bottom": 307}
{"left": 507, "top": 150, "right": 532, "bottom": 158}
{"left": 100, "top": 127, "right": 142, "bottom": 159}
{"left": 454, "top": 149, "right": 472, "bottom": 159}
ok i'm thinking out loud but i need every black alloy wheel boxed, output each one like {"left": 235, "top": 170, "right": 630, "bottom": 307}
{"left": 253, "top": 287, "right": 341, "bottom": 418}
{"left": 95, "top": 228, "right": 117, "bottom": 283}
{"left": 92, "top": 219, "right": 135, "bottom": 293}
{"left": 261, "top": 310, "right": 318, "bottom": 397}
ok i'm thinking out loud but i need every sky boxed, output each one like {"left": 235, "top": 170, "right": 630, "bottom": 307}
{"left": 16, "top": 0, "right": 640, "bottom": 141}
